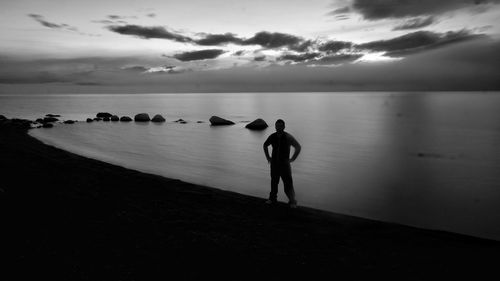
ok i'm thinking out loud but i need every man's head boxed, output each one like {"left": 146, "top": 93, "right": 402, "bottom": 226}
{"left": 275, "top": 119, "right": 285, "bottom": 134}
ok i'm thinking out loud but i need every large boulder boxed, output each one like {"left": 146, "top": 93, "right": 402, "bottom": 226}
{"left": 42, "top": 123, "right": 53, "bottom": 128}
{"left": 110, "top": 115, "right": 119, "bottom": 121}
{"left": 151, "top": 114, "right": 166, "bottom": 123}
{"left": 103, "top": 117, "right": 110, "bottom": 122}
{"left": 63, "top": 120, "right": 76, "bottom": 124}
{"left": 120, "top": 116, "right": 132, "bottom": 122}
{"left": 86, "top": 118, "right": 93, "bottom": 123}
{"left": 43, "top": 117, "right": 59, "bottom": 123}
{"left": 245, "top": 118, "right": 268, "bottom": 130}
{"left": 96, "top": 112, "right": 113, "bottom": 118}
{"left": 134, "top": 113, "right": 150, "bottom": 122}
{"left": 93, "top": 117, "right": 102, "bottom": 121}
{"left": 209, "top": 116, "right": 235, "bottom": 126}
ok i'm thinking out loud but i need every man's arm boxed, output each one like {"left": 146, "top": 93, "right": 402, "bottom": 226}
{"left": 289, "top": 135, "right": 301, "bottom": 163}
{"left": 263, "top": 136, "right": 272, "bottom": 163}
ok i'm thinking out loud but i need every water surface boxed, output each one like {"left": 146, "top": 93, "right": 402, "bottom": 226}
{"left": 2, "top": 92, "right": 499, "bottom": 240}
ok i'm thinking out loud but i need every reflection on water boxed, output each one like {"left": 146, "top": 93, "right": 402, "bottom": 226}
{"left": 2, "top": 92, "right": 499, "bottom": 240}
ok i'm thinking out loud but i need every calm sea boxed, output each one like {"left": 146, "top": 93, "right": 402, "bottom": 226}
{"left": 2, "top": 92, "right": 500, "bottom": 240}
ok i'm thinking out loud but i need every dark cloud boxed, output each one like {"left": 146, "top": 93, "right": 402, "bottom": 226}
{"left": 242, "top": 31, "right": 304, "bottom": 50}
{"left": 393, "top": 16, "right": 436, "bottom": 30}
{"left": 107, "top": 25, "right": 192, "bottom": 42}
{"left": 28, "top": 14, "right": 78, "bottom": 31}
{"left": 194, "top": 33, "right": 243, "bottom": 45}
{"left": 278, "top": 52, "right": 321, "bottom": 62}
{"left": 327, "top": 6, "right": 351, "bottom": 15}
{"left": 173, "top": 49, "right": 225, "bottom": 61}
{"left": 121, "top": 66, "right": 149, "bottom": 72}
{"left": 28, "top": 14, "right": 101, "bottom": 36}
{"left": 358, "top": 30, "right": 484, "bottom": 56}
{"left": 253, "top": 55, "right": 267, "bottom": 61}
{"left": 315, "top": 53, "right": 363, "bottom": 64}
{"left": 147, "top": 13, "right": 156, "bottom": 18}
{"left": 334, "top": 14, "right": 351, "bottom": 20}
{"left": 349, "top": 0, "right": 500, "bottom": 20}
{"left": 93, "top": 19, "right": 128, "bottom": 24}
{"left": 107, "top": 15, "right": 137, "bottom": 20}
{"left": 194, "top": 31, "right": 313, "bottom": 51}
{"left": 318, "top": 41, "right": 353, "bottom": 53}
{"left": 107, "top": 24, "right": 312, "bottom": 51}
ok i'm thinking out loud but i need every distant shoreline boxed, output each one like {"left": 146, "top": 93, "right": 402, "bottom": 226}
{"left": 1, "top": 118, "right": 499, "bottom": 280}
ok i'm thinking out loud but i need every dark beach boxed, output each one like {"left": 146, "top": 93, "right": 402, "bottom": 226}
{"left": 1, "top": 118, "right": 499, "bottom": 281}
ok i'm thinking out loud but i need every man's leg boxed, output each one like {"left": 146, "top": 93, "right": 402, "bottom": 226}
{"left": 281, "top": 163, "right": 296, "bottom": 205}
{"left": 269, "top": 163, "right": 279, "bottom": 202}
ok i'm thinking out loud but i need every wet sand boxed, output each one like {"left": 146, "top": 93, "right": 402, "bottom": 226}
{"left": 1, "top": 118, "right": 499, "bottom": 280}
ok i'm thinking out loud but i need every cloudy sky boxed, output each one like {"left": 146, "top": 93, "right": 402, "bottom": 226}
{"left": 1, "top": 0, "right": 500, "bottom": 93}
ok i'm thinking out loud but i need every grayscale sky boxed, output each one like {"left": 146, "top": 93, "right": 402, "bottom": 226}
{"left": 1, "top": 0, "right": 500, "bottom": 93}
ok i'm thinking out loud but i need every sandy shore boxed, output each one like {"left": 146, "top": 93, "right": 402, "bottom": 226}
{"left": 1, "top": 118, "right": 499, "bottom": 280}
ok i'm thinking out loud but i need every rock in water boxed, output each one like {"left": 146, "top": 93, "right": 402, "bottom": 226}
{"left": 134, "top": 113, "right": 151, "bottom": 122}
{"left": 151, "top": 114, "right": 166, "bottom": 122}
{"left": 86, "top": 118, "right": 93, "bottom": 123}
{"left": 209, "top": 116, "right": 235, "bottom": 126}
{"left": 96, "top": 112, "right": 113, "bottom": 118}
{"left": 63, "top": 120, "right": 76, "bottom": 124}
{"left": 43, "top": 117, "right": 59, "bottom": 123}
{"left": 120, "top": 116, "right": 132, "bottom": 122}
{"left": 245, "top": 118, "right": 268, "bottom": 130}
{"left": 45, "top": 114, "right": 61, "bottom": 117}
{"left": 42, "top": 123, "right": 53, "bottom": 128}
{"left": 103, "top": 117, "right": 110, "bottom": 122}
{"left": 110, "top": 115, "right": 119, "bottom": 121}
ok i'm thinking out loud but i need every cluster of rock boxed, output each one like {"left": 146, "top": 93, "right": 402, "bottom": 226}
{"left": 0, "top": 116, "right": 34, "bottom": 130}
{"left": 209, "top": 115, "right": 268, "bottom": 130}
{"left": 2, "top": 112, "right": 270, "bottom": 132}
{"left": 32, "top": 114, "right": 78, "bottom": 128}
{"left": 86, "top": 113, "right": 168, "bottom": 123}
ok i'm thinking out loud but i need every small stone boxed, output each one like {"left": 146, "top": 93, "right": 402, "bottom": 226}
{"left": 134, "top": 113, "right": 151, "bottom": 122}
{"left": 245, "top": 118, "right": 268, "bottom": 130}
{"left": 209, "top": 116, "right": 235, "bottom": 126}
{"left": 151, "top": 114, "right": 166, "bottom": 122}
{"left": 96, "top": 112, "right": 113, "bottom": 118}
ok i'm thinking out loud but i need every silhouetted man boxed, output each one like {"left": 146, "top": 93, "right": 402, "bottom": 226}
{"left": 263, "top": 119, "right": 301, "bottom": 208}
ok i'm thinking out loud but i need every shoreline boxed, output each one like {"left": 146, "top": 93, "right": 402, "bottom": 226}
{"left": 2, "top": 118, "right": 499, "bottom": 280}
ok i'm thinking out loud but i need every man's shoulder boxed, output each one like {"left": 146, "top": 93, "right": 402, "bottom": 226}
{"left": 284, "top": 132, "right": 299, "bottom": 144}
{"left": 264, "top": 132, "right": 276, "bottom": 144}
